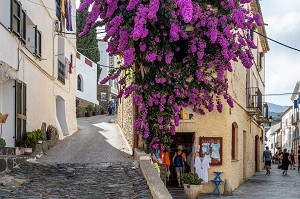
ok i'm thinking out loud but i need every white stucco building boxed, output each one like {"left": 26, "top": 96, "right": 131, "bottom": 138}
{"left": 291, "top": 82, "right": 300, "bottom": 155}
{"left": 0, "top": 0, "right": 77, "bottom": 147}
{"left": 75, "top": 52, "right": 99, "bottom": 116}
{"left": 97, "top": 41, "right": 120, "bottom": 108}
{"left": 281, "top": 106, "right": 293, "bottom": 152}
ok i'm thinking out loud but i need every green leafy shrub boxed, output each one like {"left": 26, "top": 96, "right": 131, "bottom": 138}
{"left": 0, "top": 138, "right": 6, "bottom": 149}
{"left": 21, "top": 129, "right": 45, "bottom": 149}
{"left": 181, "top": 173, "right": 203, "bottom": 185}
{"left": 86, "top": 104, "right": 94, "bottom": 112}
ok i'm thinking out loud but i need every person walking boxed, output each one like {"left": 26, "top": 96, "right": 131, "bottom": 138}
{"left": 289, "top": 149, "right": 295, "bottom": 170}
{"left": 281, "top": 148, "right": 290, "bottom": 175}
{"left": 263, "top": 146, "right": 272, "bottom": 175}
{"left": 172, "top": 145, "right": 186, "bottom": 188}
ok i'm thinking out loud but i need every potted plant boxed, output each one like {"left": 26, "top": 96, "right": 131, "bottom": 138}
{"left": 0, "top": 138, "right": 6, "bottom": 150}
{"left": 21, "top": 131, "right": 39, "bottom": 155}
{"left": 92, "top": 105, "right": 98, "bottom": 116}
{"left": 34, "top": 129, "right": 46, "bottom": 144}
{"left": 0, "top": 113, "right": 8, "bottom": 152}
{"left": 85, "top": 104, "right": 94, "bottom": 117}
{"left": 181, "top": 173, "right": 204, "bottom": 199}
{"left": 94, "top": 105, "right": 101, "bottom": 115}
{"left": 100, "top": 106, "right": 106, "bottom": 115}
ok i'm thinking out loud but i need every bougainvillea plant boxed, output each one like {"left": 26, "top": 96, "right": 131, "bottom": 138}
{"left": 78, "top": 0, "right": 262, "bottom": 150}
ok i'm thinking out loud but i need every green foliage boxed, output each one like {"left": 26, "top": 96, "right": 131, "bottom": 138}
{"left": 86, "top": 104, "right": 95, "bottom": 112}
{"left": 94, "top": 105, "right": 101, "bottom": 112}
{"left": 22, "top": 129, "right": 45, "bottom": 149}
{"left": 0, "top": 138, "right": 6, "bottom": 149}
{"left": 76, "top": 0, "right": 100, "bottom": 81}
{"left": 181, "top": 173, "right": 203, "bottom": 185}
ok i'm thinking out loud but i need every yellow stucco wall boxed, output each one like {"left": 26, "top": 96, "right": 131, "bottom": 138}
{"left": 177, "top": 100, "right": 264, "bottom": 193}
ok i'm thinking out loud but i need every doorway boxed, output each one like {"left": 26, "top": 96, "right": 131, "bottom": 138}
{"left": 56, "top": 96, "right": 69, "bottom": 136}
{"left": 166, "top": 132, "right": 195, "bottom": 187}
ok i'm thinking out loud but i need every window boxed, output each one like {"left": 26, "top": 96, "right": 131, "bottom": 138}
{"left": 101, "top": 93, "right": 107, "bottom": 101}
{"left": 77, "top": 75, "right": 83, "bottom": 91}
{"left": 257, "top": 52, "right": 264, "bottom": 71}
{"left": 34, "top": 26, "right": 42, "bottom": 58}
{"left": 199, "top": 136, "right": 223, "bottom": 165}
{"left": 58, "top": 60, "right": 65, "bottom": 84}
{"left": 11, "top": 0, "right": 21, "bottom": 35}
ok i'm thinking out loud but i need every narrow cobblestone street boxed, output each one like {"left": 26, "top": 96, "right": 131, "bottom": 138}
{"left": 0, "top": 115, "right": 152, "bottom": 199}
{"left": 169, "top": 164, "right": 300, "bottom": 199}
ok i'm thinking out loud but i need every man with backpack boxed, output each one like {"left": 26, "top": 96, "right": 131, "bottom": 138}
{"left": 172, "top": 145, "right": 186, "bottom": 187}
{"left": 263, "top": 146, "right": 272, "bottom": 175}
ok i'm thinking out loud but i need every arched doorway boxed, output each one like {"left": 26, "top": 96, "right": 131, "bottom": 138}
{"left": 56, "top": 96, "right": 69, "bottom": 136}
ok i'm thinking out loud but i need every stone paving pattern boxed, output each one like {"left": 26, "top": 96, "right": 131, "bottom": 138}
{"left": 0, "top": 161, "right": 151, "bottom": 199}
{"left": 169, "top": 164, "right": 300, "bottom": 199}
{"left": 0, "top": 116, "right": 152, "bottom": 199}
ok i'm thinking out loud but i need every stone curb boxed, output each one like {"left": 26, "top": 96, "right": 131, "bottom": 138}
{"left": 134, "top": 148, "right": 173, "bottom": 199}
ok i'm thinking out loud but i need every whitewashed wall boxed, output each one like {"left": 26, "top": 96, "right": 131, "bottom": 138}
{"left": 0, "top": 0, "right": 77, "bottom": 146}
{"left": 76, "top": 53, "right": 99, "bottom": 104}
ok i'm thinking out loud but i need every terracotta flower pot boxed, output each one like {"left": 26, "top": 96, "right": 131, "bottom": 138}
{"left": 183, "top": 184, "right": 203, "bottom": 199}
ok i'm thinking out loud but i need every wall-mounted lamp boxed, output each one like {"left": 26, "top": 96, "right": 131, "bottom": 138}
{"left": 268, "top": 116, "right": 273, "bottom": 127}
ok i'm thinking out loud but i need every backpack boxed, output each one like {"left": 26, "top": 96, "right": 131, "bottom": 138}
{"left": 174, "top": 153, "right": 183, "bottom": 167}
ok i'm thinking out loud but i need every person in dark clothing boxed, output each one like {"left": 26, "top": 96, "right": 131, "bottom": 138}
{"left": 263, "top": 146, "right": 272, "bottom": 174}
{"left": 281, "top": 148, "right": 290, "bottom": 175}
{"left": 278, "top": 149, "right": 283, "bottom": 165}
{"left": 289, "top": 149, "right": 295, "bottom": 170}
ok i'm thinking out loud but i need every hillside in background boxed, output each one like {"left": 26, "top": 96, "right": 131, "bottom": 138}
{"left": 267, "top": 102, "right": 290, "bottom": 123}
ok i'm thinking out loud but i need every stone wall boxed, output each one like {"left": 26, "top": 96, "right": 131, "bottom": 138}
{"left": 97, "top": 85, "right": 111, "bottom": 110}
{"left": 76, "top": 97, "right": 98, "bottom": 117}
{"left": 0, "top": 156, "right": 33, "bottom": 173}
{"left": 117, "top": 95, "right": 134, "bottom": 149}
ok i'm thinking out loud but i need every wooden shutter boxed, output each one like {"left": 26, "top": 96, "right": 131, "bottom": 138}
{"left": 15, "top": 80, "right": 26, "bottom": 147}
{"left": 21, "top": 9, "right": 26, "bottom": 43}
{"left": 11, "top": 0, "right": 21, "bottom": 36}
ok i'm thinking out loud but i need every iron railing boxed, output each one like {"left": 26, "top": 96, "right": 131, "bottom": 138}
{"left": 58, "top": 60, "right": 65, "bottom": 84}
{"left": 246, "top": 87, "right": 262, "bottom": 113}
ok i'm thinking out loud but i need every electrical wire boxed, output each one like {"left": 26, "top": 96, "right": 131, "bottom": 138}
{"left": 253, "top": 30, "right": 300, "bottom": 52}
{"left": 24, "top": 0, "right": 300, "bottom": 53}
{"left": 264, "top": 92, "right": 300, "bottom": 96}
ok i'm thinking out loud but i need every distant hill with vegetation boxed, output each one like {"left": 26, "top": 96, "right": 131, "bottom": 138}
{"left": 267, "top": 102, "right": 290, "bottom": 123}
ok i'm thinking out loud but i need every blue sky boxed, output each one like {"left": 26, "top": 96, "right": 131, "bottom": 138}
{"left": 261, "top": 0, "right": 300, "bottom": 106}
{"left": 76, "top": 0, "right": 299, "bottom": 106}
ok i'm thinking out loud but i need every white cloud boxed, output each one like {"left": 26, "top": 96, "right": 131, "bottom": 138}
{"left": 265, "top": 12, "right": 300, "bottom": 38}
{"left": 261, "top": 1, "right": 300, "bottom": 105}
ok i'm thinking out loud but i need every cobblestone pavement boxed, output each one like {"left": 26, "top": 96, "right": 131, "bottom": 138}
{"left": 0, "top": 161, "right": 151, "bottom": 198}
{"left": 170, "top": 164, "right": 300, "bottom": 199}
{"left": 0, "top": 115, "right": 152, "bottom": 199}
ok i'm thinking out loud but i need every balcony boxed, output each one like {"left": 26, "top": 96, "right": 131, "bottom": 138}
{"left": 58, "top": 60, "right": 65, "bottom": 84}
{"left": 246, "top": 87, "right": 263, "bottom": 115}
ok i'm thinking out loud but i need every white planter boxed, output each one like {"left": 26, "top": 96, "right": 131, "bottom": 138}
{"left": 183, "top": 184, "right": 203, "bottom": 199}
{"left": 24, "top": 148, "right": 32, "bottom": 155}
